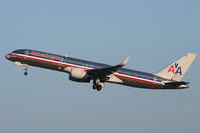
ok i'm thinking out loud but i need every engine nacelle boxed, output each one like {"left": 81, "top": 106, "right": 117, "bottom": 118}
{"left": 69, "top": 68, "right": 90, "bottom": 82}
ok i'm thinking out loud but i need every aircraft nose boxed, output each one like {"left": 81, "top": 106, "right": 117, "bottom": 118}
{"left": 5, "top": 54, "right": 10, "bottom": 60}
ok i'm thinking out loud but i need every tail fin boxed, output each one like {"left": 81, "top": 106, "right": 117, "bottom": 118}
{"left": 155, "top": 53, "right": 197, "bottom": 81}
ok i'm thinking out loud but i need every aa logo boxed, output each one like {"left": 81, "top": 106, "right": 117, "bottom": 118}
{"left": 168, "top": 63, "right": 182, "bottom": 75}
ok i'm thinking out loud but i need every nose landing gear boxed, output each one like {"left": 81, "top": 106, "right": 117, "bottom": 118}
{"left": 24, "top": 64, "right": 28, "bottom": 76}
{"left": 14, "top": 62, "right": 28, "bottom": 76}
{"left": 24, "top": 72, "right": 28, "bottom": 76}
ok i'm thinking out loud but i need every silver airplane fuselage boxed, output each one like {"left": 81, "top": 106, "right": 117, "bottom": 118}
{"left": 6, "top": 49, "right": 194, "bottom": 91}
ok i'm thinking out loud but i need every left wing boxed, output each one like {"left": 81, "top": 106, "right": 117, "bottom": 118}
{"left": 87, "top": 56, "right": 130, "bottom": 80}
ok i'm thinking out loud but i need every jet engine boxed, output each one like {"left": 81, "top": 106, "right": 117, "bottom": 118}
{"left": 69, "top": 68, "right": 90, "bottom": 82}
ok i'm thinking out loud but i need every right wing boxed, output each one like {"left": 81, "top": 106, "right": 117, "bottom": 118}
{"left": 87, "top": 56, "right": 130, "bottom": 80}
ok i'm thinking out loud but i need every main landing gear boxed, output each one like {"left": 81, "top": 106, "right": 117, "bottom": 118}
{"left": 92, "top": 79, "right": 104, "bottom": 91}
{"left": 93, "top": 84, "right": 102, "bottom": 91}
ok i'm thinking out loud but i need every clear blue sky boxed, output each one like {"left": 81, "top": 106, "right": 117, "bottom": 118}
{"left": 0, "top": 0, "right": 200, "bottom": 133}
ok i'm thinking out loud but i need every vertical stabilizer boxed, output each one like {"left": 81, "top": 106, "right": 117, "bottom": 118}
{"left": 155, "top": 53, "right": 197, "bottom": 81}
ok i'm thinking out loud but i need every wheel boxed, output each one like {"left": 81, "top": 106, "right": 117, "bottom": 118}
{"left": 24, "top": 72, "right": 28, "bottom": 76}
{"left": 97, "top": 85, "right": 102, "bottom": 91}
{"left": 93, "top": 84, "right": 98, "bottom": 90}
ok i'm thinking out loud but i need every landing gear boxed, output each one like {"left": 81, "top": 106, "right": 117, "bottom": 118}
{"left": 14, "top": 62, "right": 28, "bottom": 76}
{"left": 92, "top": 84, "right": 102, "bottom": 91}
{"left": 24, "top": 72, "right": 28, "bottom": 76}
{"left": 24, "top": 64, "right": 28, "bottom": 76}
{"left": 92, "top": 84, "right": 98, "bottom": 90}
{"left": 92, "top": 79, "right": 104, "bottom": 91}
{"left": 97, "top": 85, "right": 102, "bottom": 91}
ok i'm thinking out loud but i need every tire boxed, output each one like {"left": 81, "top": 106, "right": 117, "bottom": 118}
{"left": 24, "top": 72, "right": 28, "bottom": 76}
{"left": 97, "top": 85, "right": 102, "bottom": 91}
{"left": 93, "top": 84, "right": 98, "bottom": 90}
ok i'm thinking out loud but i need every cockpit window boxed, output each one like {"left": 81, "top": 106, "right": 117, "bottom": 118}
{"left": 12, "top": 49, "right": 25, "bottom": 54}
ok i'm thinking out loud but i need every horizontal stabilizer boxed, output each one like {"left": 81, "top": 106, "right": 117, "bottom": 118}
{"left": 164, "top": 81, "right": 189, "bottom": 85}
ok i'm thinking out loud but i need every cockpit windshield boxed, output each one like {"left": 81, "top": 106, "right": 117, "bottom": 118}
{"left": 12, "top": 49, "right": 25, "bottom": 54}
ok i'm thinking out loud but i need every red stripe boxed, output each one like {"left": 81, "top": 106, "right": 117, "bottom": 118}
{"left": 113, "top": 74, "right": 159, "bottom": 85}
{"left": 9, "top": 53, "right": 159, "bottom": 85}
{"left": 9, "top": 53, "right": 87, "bottom": 69}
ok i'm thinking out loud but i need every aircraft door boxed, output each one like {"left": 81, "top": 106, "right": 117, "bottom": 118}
{"left": 154, "top": 76, "right": 157, "bottom": 81}
{"left": 25, "top": 50, "right": 29, "bottom": 55}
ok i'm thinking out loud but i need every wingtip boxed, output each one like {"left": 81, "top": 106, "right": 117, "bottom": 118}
{"left": 121, "top": 56, "right": 130, "bottom": 66}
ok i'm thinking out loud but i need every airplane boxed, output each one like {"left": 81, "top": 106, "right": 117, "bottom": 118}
{"left": 5, "top": 49, "right": 197, "bottom": 91}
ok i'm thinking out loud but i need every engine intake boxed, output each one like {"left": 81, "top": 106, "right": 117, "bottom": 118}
{"left": 69, "top": 68, "right": 90, "bottom": 82}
